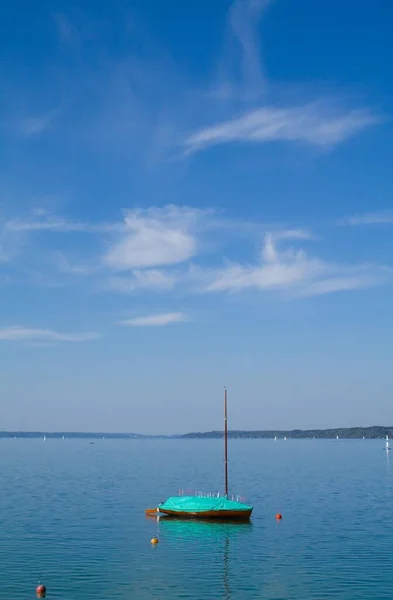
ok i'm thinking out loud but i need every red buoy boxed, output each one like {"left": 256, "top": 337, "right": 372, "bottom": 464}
{"left": 36, "top": 584, "right": 46, "bottom": 597}
{"left": 275, "top": 513, "right": 283, "bottom": 520}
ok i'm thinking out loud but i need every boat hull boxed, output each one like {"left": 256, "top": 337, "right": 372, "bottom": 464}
{"left": 158, "top": 508, "right": 252, "bottom": 520}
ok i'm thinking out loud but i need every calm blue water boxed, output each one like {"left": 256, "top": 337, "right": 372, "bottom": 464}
{"left": 0, "top": 438, "right": 392, "bottom": 599}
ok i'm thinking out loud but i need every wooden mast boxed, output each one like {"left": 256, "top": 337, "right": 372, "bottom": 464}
{"left": 224, "top": 386, "right": 229, "bottom": 498}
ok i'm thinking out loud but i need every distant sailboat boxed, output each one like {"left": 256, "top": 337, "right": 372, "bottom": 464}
{"left": 385, "top": 435, "right": 391, "bottom": 451}
{"left": 274, "top": 435, "right": 277, "bottom": 441}
{"left": 336, "top": 435, "right": 339, "bottom": 440}
{"left": 43, "top": 435, "right": 46, "bottom": 442}
{"left": 284, "top": 436, "right": 287, "bottom": 441}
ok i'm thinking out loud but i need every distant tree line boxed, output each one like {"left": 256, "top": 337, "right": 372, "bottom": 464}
{"left": 181, "top": 426, "right": 393, "bottom": 439}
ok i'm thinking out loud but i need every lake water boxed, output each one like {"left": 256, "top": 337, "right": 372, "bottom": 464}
{"left": 0, "top": 438, "right": 392, "bottom": 599}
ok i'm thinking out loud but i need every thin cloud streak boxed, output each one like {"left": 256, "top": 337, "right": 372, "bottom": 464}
{"left": 18, "top": 110, "right": 60, "bottom": 137}
{"left": 184, "top": 103, "right": 380, "bottom": 155}
{"left": 274, "top": 229, "right": 314, "bottom": 241}
{"left": 0, "top": 326, "right": 101, "bottom": 342}
{"left": 210, "top": 0, "right": 274, "bottom": 102}
{"left": 106, "top": 269, "right": 176, "bottom": 293}
{"left": 296, "top": 272, "right": 390, "bottom": 297}
{"left": 53, "top": 13, "right": 77, "bottom": 46}
{"left": 119, "top": 312, "right": 188, "bottom": 327}
{"left": 339, "top": 211, "right": 393, "bottom": 226}
{"left": 54, "top": 252, "right": 99, "bottom": 276}
{"left": 7, "top": 210, "right": 119, "bottom": 233}
{"left": 228, "top": 0, "right": 273, "bottom": 98}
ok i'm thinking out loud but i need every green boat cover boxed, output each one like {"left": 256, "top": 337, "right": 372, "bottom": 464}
{"left": 158, "top": 495, "right": 253, "bottom": 513}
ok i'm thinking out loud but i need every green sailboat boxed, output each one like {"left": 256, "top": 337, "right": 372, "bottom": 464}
{"left": 147, "top": 387, "right": 253, "bottom": 520}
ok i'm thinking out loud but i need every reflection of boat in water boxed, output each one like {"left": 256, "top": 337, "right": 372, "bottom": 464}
{"left": 158, "top": 518, "right": 252, "bottom": 600}
{"left": 150, "top": 388, "right": 253, "bottom": 520}
{"left": 158, "top": 516, "right": 253, "bottom": 537}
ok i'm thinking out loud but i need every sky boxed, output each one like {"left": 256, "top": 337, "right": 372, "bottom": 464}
{"left": 0, "top": 0, "right": 392, "bottom": 434}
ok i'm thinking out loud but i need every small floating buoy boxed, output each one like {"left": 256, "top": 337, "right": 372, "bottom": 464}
{"left": 151, "top": 537, "right": 159, "bottom": 545}
{"left": 275, "top": 513, "right": 283, "bottom": 520}
{"left": 36, "top": 584, "right": 46, "bottom": 597}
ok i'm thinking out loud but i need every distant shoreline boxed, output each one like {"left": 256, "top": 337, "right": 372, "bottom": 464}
{"left": 1, "top": 426, "right": 392, "bottom": 440}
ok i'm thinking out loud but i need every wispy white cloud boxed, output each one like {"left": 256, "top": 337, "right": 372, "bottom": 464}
{"left": 7, "top": 209, "right": 118, "bottom": 233}
{"left": 227, "top": 0, "right": 273, "bottom": 98}
{"left": 23, "top": 341, "right": 60, "bottom": 348}
{"left": 18, "top": 110, "right": 59, "bottom": 137}
{"left": 0, "top": 216, "right": 27, "bottom": 262}
{"left": 119, "top": 312, "right": 188, "bottom": 327}
{"left": 54, "top": 251, "right": 98, "bottom": 276}
{"left": 106, "top": 269, "right": 176, "bottom": 293}
{"left": 53, "top": 13, "right": 77, "bottom": 46}
{"left": 339, "top": 211, "right": 393, "bottom": 226}
{"left": 273, "top": 229, "right": 314, "bottom": 242}
{"left": 203, "top": 232, "right": 390, "bottom": 297}
{"left": 103, "top": 205, "right": 209, "bottom": 271}
{"left": 182, "top": 0, "right": 382, "bottom": 159}
{"left": 2, "top": 206, "right": 213, "bottom": 288}
{"left": 0, "top": 326, "right": 101, "bottom": 342}
{"left": 103, "top": 226, "right": 387, "bottom": 299}
{"left": 297, "top": 273, "right": 389, "bottom": 297}
{"left": 184, "top": 102, "right": 380, "bottom": 156}
{"left": 209, "top": 0, "right": 274, "bottom": 103}
{"left": 0, "top": 233, "right": 11, "bottom": 262}
{"left": 2, "top": 205, "right": 390, "bottom": 301}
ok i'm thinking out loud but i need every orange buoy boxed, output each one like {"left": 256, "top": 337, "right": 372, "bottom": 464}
{"left": 36, "top": 584, "right": 46, "bottom": 597}
{"left": 151, "top": 536, "right": 159, "bottom": 545}
{"left": 275, "top": 513, "right": 283, "bottom": 520}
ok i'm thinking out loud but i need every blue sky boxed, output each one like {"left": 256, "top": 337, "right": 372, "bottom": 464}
{"left": 1, "top": 0, "right": 392, "bottom": 433}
